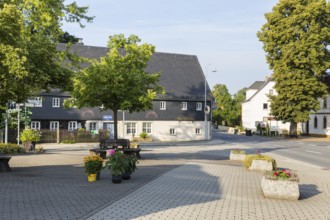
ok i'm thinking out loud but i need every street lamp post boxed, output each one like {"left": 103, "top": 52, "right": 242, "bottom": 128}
{"left": 204, "top": 65, "right": 217, "bottom": 140}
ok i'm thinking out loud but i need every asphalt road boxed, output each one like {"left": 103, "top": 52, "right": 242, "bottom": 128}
{"left": 212, "top": 130, "right": 330, "bottom": 170}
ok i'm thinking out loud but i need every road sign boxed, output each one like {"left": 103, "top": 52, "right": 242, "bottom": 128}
{"left": 103, "top": 115, "right": 112, "bottom": 120}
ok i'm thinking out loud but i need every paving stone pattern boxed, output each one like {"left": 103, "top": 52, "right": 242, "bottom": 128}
{"left": 88, "top": 162, "right": 330, "bottom": 220}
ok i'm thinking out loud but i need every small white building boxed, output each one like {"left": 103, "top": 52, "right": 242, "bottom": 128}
{"left": 242, "top": 80, "right": 291, "bottom": 134}
{"left": 308, "top": 95, "right": 330, "bottom": 137}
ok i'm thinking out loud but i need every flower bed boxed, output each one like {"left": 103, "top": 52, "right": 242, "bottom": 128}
{"left": 261, "top": 169, "right": 299, "bottom": 200}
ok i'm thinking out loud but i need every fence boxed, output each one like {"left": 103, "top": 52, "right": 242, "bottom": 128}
{"left": 1, "top": 129, "right": 110, "bottom": 144}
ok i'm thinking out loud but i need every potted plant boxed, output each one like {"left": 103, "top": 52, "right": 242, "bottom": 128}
{"left": 261, "top": 169, "right": 299, "bottom": 200}
{"left": 122, "top": 154, "right": 139, "bottom": 180}
{"left": 83, "top": 155, "right": 103, "bottom": 182}
{"left": 104, "top": 150, "right": 127, "bottom": 183}
{"left": 229, "top": 149, "right": 246, "bottom": 161}
{"left": 20, "top": 129, "right": 41, "bottom": 151}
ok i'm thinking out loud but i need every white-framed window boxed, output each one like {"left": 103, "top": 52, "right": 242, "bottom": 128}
{"left": 89, "top": 122, "right": 97, "bottom": 131}
{"left": 323, "top": 98, "right": 327, "bottom": 109}
{"left": 196, "top": 102, "right": 202, "bottom": 111}
{"left": 142, "top": 122, "right": 152, "bottom": 134}
{"left": 196, "top": 128, "right": 202, "bottom": 135}
{"left": 269, "top": 89, "right": 274, "bottom": 95}
{"left": 160, "top": 101, "right": 166, "bottom": 110}
{"left": 181, "top": 102, "right": 187, "bottom": 110}
{"left": 31, "top": 121, "right": 40, "bottom": 130}
{"left": 126, "top": 123, "right": 136, "bottom": 135}
{"left": 169, "top": 128, "right": 176, "bottom": 135}
{"left": 35, "top": 97, "right": 42, "bottom": 107}
{"left": 68, "top": 121, "right": 77, "bottom": 131}
{"left": 53, "top": 98, "right": 60, "bottom": 108}
{"left": 50, "top": 121, "right": 59, "bottom": 131}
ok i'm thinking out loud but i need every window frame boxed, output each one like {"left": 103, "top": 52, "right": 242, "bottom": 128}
{"left": 169, "top": 128, "right": 176, "bottom": 135}
{"left": 323, "top": 116, "right": 327, "bottom": 129}
{"left": 68, "top": 121, "right": 77, "bottom": 131}
{"left": 263, "top": 103, "right": 268, "bottom": 110}
{"left": 126, "top": 122, "right": 137, "bottom": 135}
{"left": 314, "top": 116, "right": 318, "bottom": 128}
{"left": 195, "top": 128, "right": 202, "bottom": 135}
{"left": 89, "top": 122, "right": 98, "bottom": 131}
{"left": 35, "top": 97, "right": 42, "bottom": 107}
{"left": 181, "top": 102, "right": 187, "bottom": 110}
{"left": 142, "top": 122, "right": 152, "bottom": 134}
{"left": 31, "top": 121, "right": 40, "bottom": 130}
{"left": 49, "top": 121, "right": 59, "bottom": 131}
{"left": 160, "top": 101, "right": 166, "bottom": 110}
{"left": 52, "top": 98, "right": 60, "bottom": 108}
{"left": 196, "top": 102, "right": 202, "bottom": 111}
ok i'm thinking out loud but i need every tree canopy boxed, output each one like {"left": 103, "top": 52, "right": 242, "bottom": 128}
{"left": 68, "top": 34, "right": 164, "bottom": 140}
{"left": 212, "top": 84, "right": 246, "bottom": 127}
{"left": 0, "top": 0, "right": 93, "bottom": 106}
{"left": 257, "top": 0, "right": 330, "bottom": 135}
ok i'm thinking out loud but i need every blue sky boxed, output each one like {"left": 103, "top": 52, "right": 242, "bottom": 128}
{"left": 63, "top": 0, "right": 279, "bottom": 94}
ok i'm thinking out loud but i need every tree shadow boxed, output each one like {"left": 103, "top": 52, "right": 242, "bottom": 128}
{"left": 299, "top": 184, "right": 321, "bottom": 200}
{"left": 87, "top": 163, "right": 222, "bottom": 219}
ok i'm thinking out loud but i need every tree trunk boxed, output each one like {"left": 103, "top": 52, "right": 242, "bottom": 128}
{"left": 289, "top": 122, "right": 298, "bottom": 137}
{"left": 113, "top": 109, "right": 118, "bottom": 140}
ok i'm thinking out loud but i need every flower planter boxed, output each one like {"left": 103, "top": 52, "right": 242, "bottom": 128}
{"left": 112, "top": 174, "right": 122, "bottom": 184}
{"left": 122, "top": 171, "right": 131, "bottom": 180}
{"left": 229, "top": 152, "right": 246, "bottom": 161}
{"left": 87, "top": 174, "right": 97, "bottom": 182}
{"left": 261, "top": 176, "right": 299, "bottom": 200}
{"left": 249, "top": 159, "right": 273, "bottom": 171}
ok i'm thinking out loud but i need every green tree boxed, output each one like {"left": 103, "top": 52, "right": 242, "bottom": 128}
{"left": 232, "top": 88, "right": 247, "bottom": 126}
{"left": 67, "top": 34, "right": 164, "bottom": 140}
{"left": 59, "top": 31, "right": 80, "bottom": 44}
{"left": 212, "top": 84, "right": 234, "bottom": 126}
{"left": 0, "top": 1, "right": 93, "bottom": 107}
{"left": 257, "top": 0, "right": 330, "bottom": 136}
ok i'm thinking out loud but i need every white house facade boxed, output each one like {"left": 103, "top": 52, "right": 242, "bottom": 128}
{"left": 242, "top": 80, "right": 291, "bottom": 133}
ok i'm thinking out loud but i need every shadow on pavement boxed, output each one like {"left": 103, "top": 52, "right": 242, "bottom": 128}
{"left": 299, "top": 184, "right": 321, "bottom": 200}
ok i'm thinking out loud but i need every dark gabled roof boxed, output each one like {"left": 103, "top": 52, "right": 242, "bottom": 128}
{"left": 248, "top": 81, "right": 265, "bottom": 90}
{"left": 57, "top": 43, "right": 211, "bottom": 101}
{"left": 244, "top": 80, "right": 271, "bottom": 103}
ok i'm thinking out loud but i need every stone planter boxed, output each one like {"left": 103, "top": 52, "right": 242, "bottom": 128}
{"left": 249, "top": 159, "right": 273, "bottom": 171}
{"left": 261, "top": 176, "right": 299, "bottom": 200}
{"left": 229, "top": 152, "right": 246, "bottom": 161}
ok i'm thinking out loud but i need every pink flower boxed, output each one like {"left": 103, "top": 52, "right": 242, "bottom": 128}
{"left": 108, "top": 149, "right": 115, "bottom": 156}
{"left": 273, "top": 172, "right": 278, "bottom": 176}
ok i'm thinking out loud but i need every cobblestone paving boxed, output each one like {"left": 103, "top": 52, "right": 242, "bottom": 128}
{"left": 1, "top": 142, "right": 330, "bottom": 220}
{"left": 88, "top": 162, "right": 330, "bottom": 220}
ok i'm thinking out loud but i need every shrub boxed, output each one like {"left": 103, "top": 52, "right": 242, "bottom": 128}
{"left": 280, "top": 129, "right": 289, "bottom": 136}
{"left": 139, "top": 132, "right": 149, "bottom": 139}
{"left": 244, "top": 154, "right": 277, "bottom": 169}
{"left": 0, "top": 143, "right": 26, "bottom": 154}
{"left": 20, "top": 129, "right": 41, "bottom": 142}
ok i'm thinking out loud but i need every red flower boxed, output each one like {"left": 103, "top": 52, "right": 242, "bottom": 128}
{"left": 273, "top": 171, "right": 278, "bottom": 176}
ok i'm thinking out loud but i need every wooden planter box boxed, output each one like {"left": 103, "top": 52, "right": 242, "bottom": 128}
{"left": 229, "top": 152, "right": 246, "bottom": 161}
{"left": 249, "top": 159, "right": 273, "bottom": 171}
{"left": 261, "top": 176, "right": 299, "bottom": 200}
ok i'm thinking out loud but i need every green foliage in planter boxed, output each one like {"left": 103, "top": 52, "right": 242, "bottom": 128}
{"left": 0, "top": 143, "right": 25, "bottom": 154}
{"left": 244, "top": 154, "right": 277, "bottom": 169}
{"left": 61, "top": 138, "right": 76, "bottom": 144}
{"left": 20, "top": 129, "right": 41, "bottom": 142}
{"left": 264, "top": 169, "right": 299, "bottom": 181}
{"left": 231, "top": 149, "right": 246, "bottom": 154}
{"left": 139, "top": 132, "right": 149, "bottom": 139}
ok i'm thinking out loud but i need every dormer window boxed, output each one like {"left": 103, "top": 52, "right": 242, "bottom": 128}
{"left": 160, "top": 101, "right": 166, "bottom": 110}
{"left": 53, "top": 98, "right": 60, "bottom": 108}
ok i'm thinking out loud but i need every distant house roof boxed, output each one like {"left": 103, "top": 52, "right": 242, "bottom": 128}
{"left": 248, "top": 81, "right": 265, "bottom": 90}
{"left": 56, "top": 43, "right": 211, "bottom": 101}
{"left": 244, "top": 80, "right": 272, "bottom": 103}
